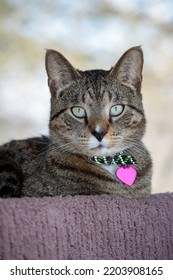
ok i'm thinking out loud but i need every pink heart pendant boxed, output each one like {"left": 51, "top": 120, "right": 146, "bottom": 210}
{"left": 116, "top": 166, "right": 137, "bottom": 187}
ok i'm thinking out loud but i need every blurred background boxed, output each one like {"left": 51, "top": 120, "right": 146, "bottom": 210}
{"left": 0, "top": 0, "right": 173, "bottom": 193}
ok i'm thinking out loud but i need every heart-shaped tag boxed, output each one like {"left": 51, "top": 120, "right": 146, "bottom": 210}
{"left": 116, "top": 166, "right": 137, "bottom": 187}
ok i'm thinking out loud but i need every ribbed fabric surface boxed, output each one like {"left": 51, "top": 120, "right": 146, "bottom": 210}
{"left": 0, "top": 193, "right": 173, "bottom": 260}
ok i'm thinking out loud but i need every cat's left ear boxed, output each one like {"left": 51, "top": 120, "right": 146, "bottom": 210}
{"left": 107, "top": 46, "right": 143, "bottom": 91}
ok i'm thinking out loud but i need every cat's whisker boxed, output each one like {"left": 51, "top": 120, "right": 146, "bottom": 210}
{"left": 122, "top": 139, "right": 149, "bottom": 158}
{"left": 35, "top": 142, "right": 75, "bottom": 171}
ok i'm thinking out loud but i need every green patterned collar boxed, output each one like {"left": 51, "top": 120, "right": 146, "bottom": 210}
{"left": 90, "top": 152, "right": 136, "bottom": 166}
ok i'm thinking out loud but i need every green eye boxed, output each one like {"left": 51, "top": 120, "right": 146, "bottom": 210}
{"left": 71, "top": 107, "right": 86, "bottom": 118}
{"left": 110, "top": 105, "right": 124, "bottom": 116}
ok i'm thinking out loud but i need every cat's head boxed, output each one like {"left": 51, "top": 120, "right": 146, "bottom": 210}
{"left": 45, "top": 46, "right": 146, "bottom": 157}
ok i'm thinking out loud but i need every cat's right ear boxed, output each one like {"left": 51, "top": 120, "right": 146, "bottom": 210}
{"left": 45, "top": 50, "right": 82, "bottom": 93}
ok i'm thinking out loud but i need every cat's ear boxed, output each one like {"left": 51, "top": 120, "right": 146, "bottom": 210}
{"left": 107, "top": 46, "right": 143, "bottom": 91}
{"left": 45, "top": 49, "right": 82, "bottom": 92}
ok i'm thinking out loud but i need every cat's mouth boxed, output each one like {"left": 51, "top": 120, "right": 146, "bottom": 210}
{"left": 91, "top": 144, "right": 107, "bottom": 150}
{"left": 96, "top": 144, "right": 104, "bottom": 149}
{"left": 90, "top": 144, "right": 116, "bottom": 156}
{"left": 87, "top": 137, "right": 125, "bottom": 157}
{"left": 89, "top": 143, "right": 128, "bottom": 157}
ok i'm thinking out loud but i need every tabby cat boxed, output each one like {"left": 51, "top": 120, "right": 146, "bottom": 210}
{"left": 0, "top": 46, "right": 152, "bottom": 198}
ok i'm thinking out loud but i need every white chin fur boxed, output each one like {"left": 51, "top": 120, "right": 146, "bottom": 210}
{"left": 88, "top": 136, "right": 124, "bottom": 156}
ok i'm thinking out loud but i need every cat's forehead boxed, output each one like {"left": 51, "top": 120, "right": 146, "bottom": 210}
{"left": 79, "top": 69, "right": 117, "bottom": 103}
{"left": 81, "top": 87, "right": 112, "bottom": 107}
{"left": 59, "top": 69, "right": 140, "bottom": 108}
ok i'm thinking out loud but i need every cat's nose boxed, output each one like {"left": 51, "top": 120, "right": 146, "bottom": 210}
{"left": 89, "top": 121, "right": 109, "bottom": 142}
{"left": 92, "top": 128, "right": 107, "bottom": 142}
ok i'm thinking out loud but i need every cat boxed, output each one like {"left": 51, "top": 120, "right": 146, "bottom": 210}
{"left": 0, "top": 46, "right": 152, "bottom": 198}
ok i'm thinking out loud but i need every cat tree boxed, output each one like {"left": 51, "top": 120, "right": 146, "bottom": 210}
{"left": 0, "top": 193, "right": 173, "bottom": 259}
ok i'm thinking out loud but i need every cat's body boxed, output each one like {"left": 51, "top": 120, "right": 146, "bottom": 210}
{"left": 0, "top": 46, "right": 152, "bottom": 198}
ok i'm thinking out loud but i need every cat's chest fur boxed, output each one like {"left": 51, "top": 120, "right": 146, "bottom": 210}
{"left": 99, "top": 163, "right": 119, "bottom": 178}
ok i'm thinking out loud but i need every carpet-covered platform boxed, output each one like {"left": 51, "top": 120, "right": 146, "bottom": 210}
{"left": 0, "top": 193, "right": 173, "bottom": 259}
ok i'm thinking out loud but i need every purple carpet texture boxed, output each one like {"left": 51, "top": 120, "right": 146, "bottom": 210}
{"left": 0, "top": 193, "right": 173, "bottom": 260}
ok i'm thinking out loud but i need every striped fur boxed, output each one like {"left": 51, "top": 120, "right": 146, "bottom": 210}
{"left": 0, "top": 47, "right": 152, "bottom": 198}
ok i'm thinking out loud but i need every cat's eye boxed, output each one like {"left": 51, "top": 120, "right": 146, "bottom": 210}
{"left": 110, "top": 105, "right": 124, "bottom": 117}
{"left": 71, "top": 106, "right": 86, "bottom": 118}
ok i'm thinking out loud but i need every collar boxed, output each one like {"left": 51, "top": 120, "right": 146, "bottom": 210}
{"left": 90, "top": 152, "right": 136, "bottom": 166}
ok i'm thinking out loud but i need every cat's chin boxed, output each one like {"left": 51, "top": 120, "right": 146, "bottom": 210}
{"left": 88, "top": 145, "right": 124, "bottom": 157}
